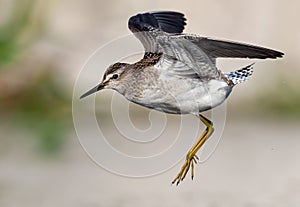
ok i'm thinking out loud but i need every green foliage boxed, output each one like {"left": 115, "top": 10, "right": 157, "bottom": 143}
{"left": 257, "top": 79, "right": 300, "bottom": 118}
{"left": 0, "top": 0, "right": 70, "bottom": 156}
{"left": 0, "top": 0, "right": 36, "bottom": 66}
{"left": 3, "top": 69, "right": 72, "bottom": 155}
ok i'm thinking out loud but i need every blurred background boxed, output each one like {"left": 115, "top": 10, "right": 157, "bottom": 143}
{"left": 0, "top": 0, "right": 299, "bottom": 206}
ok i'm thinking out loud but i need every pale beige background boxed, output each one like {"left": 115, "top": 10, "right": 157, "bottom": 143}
{"left": 0, "top": 0, "right": 299, "bottom": 206}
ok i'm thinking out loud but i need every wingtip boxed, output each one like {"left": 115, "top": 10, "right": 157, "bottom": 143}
{"left": 278, "top": 51, "right": 285, "bottom": 58}
{"left": 269, "top": 50, "right": 284, "bottom": 59}
{"left": 129, "top": 10, "right": 187, "bottom": 34}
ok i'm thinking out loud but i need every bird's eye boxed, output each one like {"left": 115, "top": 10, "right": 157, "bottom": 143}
{"left": 112, "top": 74, "right": 119, "bottom": 79}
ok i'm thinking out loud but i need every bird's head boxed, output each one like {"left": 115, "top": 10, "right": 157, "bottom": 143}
{"left": 80, "top": 62, "right": 129, "bottom": 99}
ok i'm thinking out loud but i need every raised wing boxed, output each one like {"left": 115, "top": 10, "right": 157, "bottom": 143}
{"left": 128, "top": 11, "right": 283, "bottom": 60}
{"left": 181, "top": 35, "right": 284, "bottom": 59}
{"left": 128, "top": 11, "right": 221, "bottom": 79}
{"left": 127, "top": 11, "right": 283, "bottom": 79}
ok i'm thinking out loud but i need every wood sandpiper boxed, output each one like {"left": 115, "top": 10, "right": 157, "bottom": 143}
{"left": 80, "top": 11, "right": 284, "bottom": 185}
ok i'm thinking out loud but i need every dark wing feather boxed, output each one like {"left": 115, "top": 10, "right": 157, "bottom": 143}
{"left": 149, "top": 11, "right": 186, "bottom": 33}
{"left": 128, "top": 11, "right": 284, "bottom": 62}
{"left": 128, "top": 11, "right": 186, "bottom": 34}
{"left": 182, "top": 35, "right": 284, "bottom": 59}
{"left": 128, "top": 11, "right": 187, "bottom": 55}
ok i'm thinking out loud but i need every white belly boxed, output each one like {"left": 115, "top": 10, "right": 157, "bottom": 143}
{"left": 130, "top": 78, "right": 232, "bottom": 115}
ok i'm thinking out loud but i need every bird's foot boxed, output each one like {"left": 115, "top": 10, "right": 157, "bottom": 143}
{"left": 172, "top": 153, "right": 199, "bottom": 185}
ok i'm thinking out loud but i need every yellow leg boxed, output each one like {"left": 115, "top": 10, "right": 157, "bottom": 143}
{"left": 172, "top": 114, "right": 214, "bottom": 185}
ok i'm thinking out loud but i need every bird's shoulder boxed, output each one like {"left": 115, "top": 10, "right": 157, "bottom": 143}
{"left": 132, "top": 52, "right": 163, "bottom": 70}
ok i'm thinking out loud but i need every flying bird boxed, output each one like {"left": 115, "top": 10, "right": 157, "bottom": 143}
{"left": 80, "top": 11, "right": 284, "bottom": 185}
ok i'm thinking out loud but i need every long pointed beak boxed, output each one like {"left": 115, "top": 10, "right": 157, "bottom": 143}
{"left": 80, "top": 83, "right": 104, "bottom": 99}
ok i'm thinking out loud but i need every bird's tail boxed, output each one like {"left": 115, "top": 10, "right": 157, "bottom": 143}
{"left": 224, "top": 63, "right": 254, "bottom": 85}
